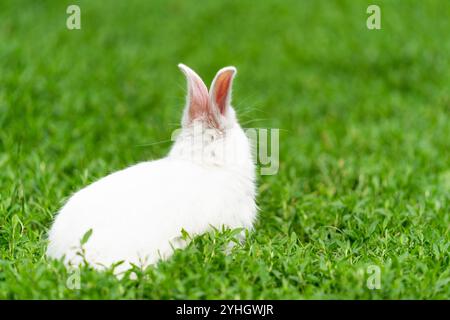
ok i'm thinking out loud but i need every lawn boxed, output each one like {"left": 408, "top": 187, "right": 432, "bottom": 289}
{"left": 0, "top": 0, "right": 449, "bottom": 299}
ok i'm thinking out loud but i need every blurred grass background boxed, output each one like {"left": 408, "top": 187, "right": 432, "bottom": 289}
{"left": 0, "top": 0, "right": 449, "bottom": 298}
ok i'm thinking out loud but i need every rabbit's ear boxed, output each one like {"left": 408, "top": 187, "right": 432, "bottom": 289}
{"left": 209, "top": 66, "right": 237, "bottom": 115}
{"left": 178, "top": 63, "right": 210, "bottom": 125}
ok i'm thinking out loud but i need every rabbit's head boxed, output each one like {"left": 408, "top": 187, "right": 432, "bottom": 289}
{"left": 169, "top": 64, "right": 253, "bottom": 173}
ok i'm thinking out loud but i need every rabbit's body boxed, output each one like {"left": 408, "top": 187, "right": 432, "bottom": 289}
{"left": 47, "top": 64, "right": 257, "bottom": 272}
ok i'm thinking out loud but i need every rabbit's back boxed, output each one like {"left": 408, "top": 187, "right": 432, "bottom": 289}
{"left": 47, "top": 157, "right": 256, "bottom": 270}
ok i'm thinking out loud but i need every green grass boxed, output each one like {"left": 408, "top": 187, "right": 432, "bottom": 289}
{"left": 0, "top": 0, "right": 449, "bottom": 299}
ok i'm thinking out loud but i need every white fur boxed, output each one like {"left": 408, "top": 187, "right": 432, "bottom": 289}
{"left": 46, "top": 64, "right": 257, "bottom": 273}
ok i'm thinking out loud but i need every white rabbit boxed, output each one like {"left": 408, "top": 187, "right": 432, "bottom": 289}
{"left": 46, "top": 64, "right": 257, "bottom": 274}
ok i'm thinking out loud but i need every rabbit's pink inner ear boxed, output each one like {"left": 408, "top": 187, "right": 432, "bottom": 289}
{"left": 188, "top": 77, "right": 210, "bottom": 120}
{"left": 179, "top": 64, "right": 210, "bottom": 123}
{"left": 212, "top": 69, "right": 235, "bottom": 115}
